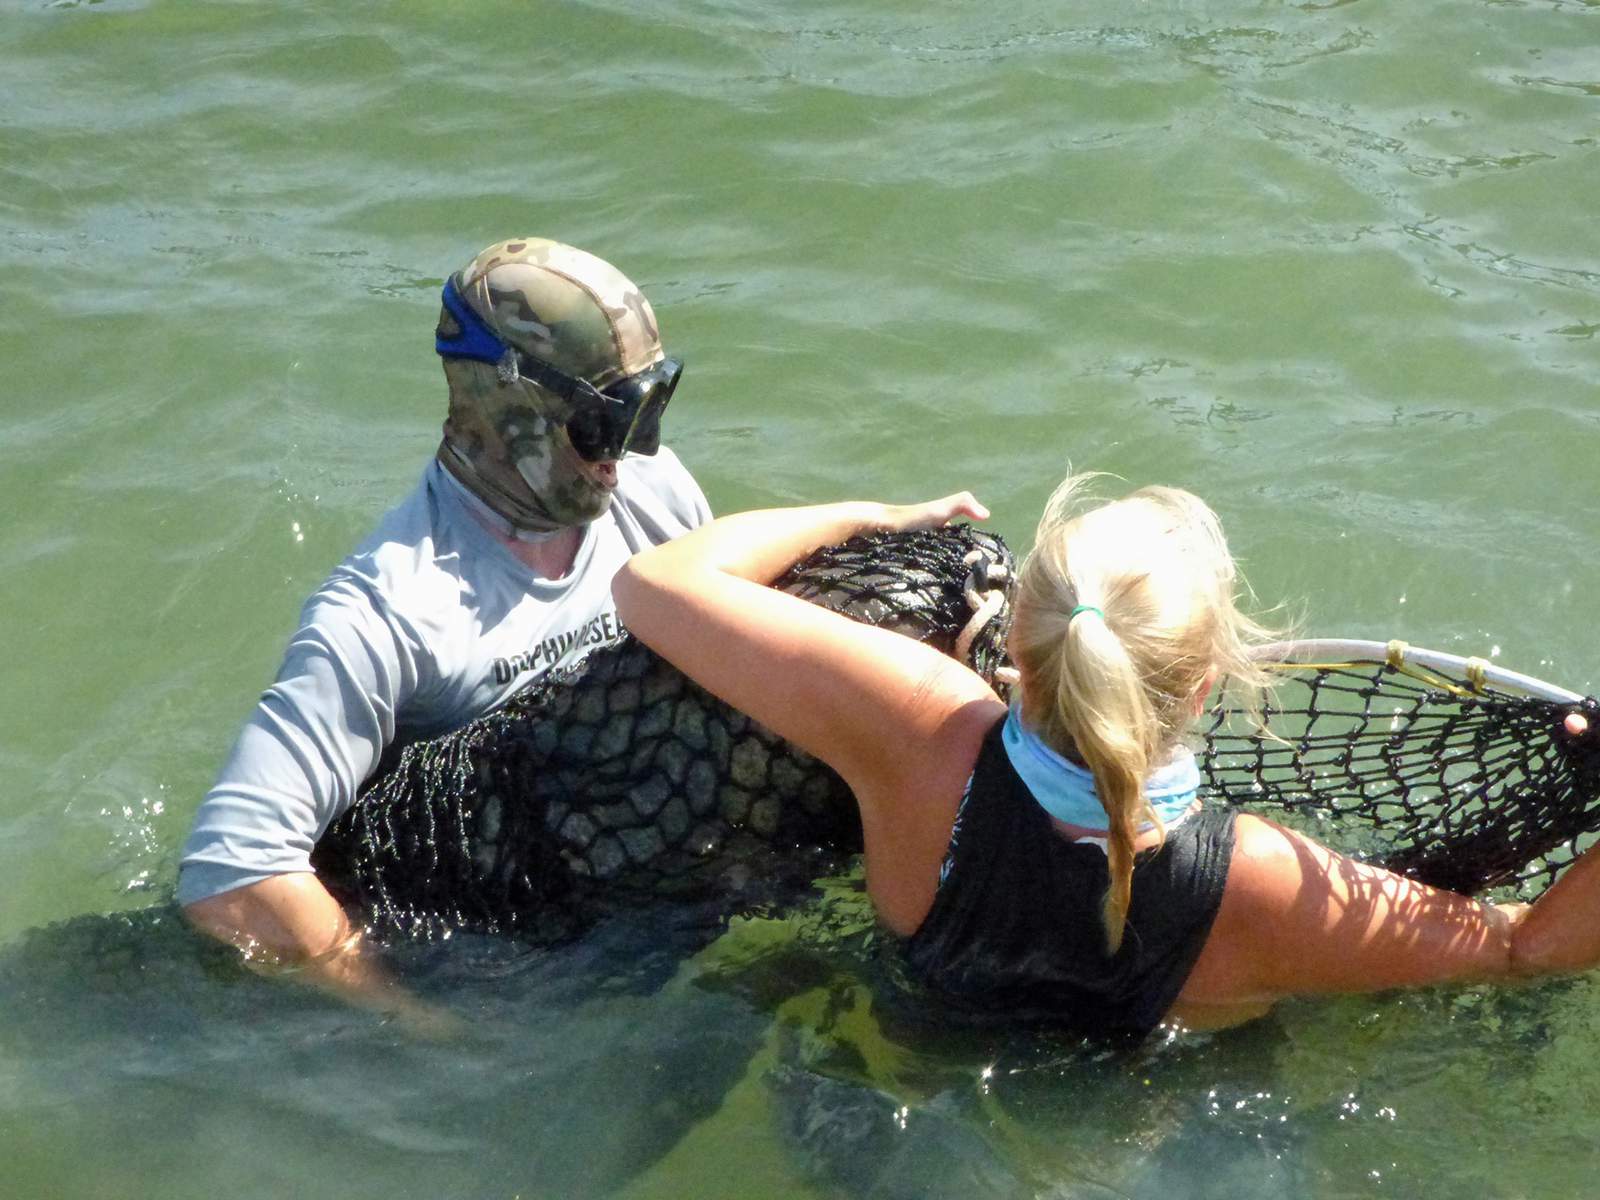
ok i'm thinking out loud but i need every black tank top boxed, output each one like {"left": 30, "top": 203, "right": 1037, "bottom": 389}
{"left": 903, "top": 718, "right": 1236, "bottom": 1040}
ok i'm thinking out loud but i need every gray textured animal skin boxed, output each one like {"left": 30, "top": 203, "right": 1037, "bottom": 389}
{"left": 313, "top": 526, "right": 1015, "bottom": 940}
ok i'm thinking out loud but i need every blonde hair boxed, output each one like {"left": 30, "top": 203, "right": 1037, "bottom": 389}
{"left": 1008, "top": 472, "right": 1279, "bottom": 953}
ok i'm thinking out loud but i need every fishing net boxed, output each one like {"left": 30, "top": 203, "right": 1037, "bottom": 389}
{"left": 315, "top": 526, "right": 1600, "bottom": 943}
{"left": 313, "top": 526, "right": 1015, "bottom": 940}
{"left": 1202, "top": 643, "right": 1600, "bottom": 898}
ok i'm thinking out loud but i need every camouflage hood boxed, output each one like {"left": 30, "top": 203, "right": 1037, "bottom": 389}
{"left": 436, "top": 237, "right": 668, "bottom": 533}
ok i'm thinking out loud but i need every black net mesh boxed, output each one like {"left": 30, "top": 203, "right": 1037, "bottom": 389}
{"left": 316, "top": 525, "right": 1600, "bottom": 940}
{"left": 312, "top": 526, "right": 1014, "bottom": 941}
{"left": 1201, "top": 658, "right": 1600, "bottom": 897}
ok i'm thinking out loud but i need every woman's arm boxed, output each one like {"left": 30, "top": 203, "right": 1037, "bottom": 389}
{"left": 1172, "top": 812, "right": 1600, "bottom": 1028}
{"left": 613, "top": 496, "right": 1007, "bottom": 934}
{"left": 620, "top": 495, "right": 987, "bottom": 598}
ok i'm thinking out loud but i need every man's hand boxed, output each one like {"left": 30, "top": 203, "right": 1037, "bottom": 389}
{"left": 183, "top": 873, "right": 461, "bottom": 1038}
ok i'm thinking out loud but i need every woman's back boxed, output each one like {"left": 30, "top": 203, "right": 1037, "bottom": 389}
{"left": 906, "top": 718, "right": 1235, "bottom": 1039}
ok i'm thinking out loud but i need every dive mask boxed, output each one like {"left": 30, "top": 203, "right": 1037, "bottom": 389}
{"left": 435, "top": 276, "right": 680, "bottom": 462}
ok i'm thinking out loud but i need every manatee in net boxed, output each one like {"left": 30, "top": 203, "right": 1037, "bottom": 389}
{"left": 313, "top": 526, "right": 1015, "bottom": 941}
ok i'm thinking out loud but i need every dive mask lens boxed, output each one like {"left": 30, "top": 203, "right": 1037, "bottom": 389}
{"left": 565, "top": 357, "right": 682, "bottom": 462}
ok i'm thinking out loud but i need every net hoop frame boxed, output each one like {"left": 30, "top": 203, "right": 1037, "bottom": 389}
{"left": 1252, "top": 638, "right": 1584, "bottom": 705}
{"left": 1205, "top": 637, "right": 1600, "bottom": 898}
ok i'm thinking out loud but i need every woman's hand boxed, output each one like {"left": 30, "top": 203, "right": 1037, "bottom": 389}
{"left": 878, "top": 492, "right": 989, "bottom": 533}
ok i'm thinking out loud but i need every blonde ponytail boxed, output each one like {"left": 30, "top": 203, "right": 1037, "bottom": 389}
{"left": 1009, "top": 472, "right": 1280, "bottom": 953}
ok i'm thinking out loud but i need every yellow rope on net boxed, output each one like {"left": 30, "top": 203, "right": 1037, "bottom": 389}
{"left": 1258, "top": 638, "right": 1493, "bottom": 699}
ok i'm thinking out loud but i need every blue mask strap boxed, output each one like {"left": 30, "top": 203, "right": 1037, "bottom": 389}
{"left": 435, "top": 276, "right": 510, "bottom": 365}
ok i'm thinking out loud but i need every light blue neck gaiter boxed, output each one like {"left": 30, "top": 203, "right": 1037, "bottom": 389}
{"left": 1000, "top": 704, "right": 1199, "bottom": 833}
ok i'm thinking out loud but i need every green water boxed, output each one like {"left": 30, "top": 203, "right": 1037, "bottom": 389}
{"left": 3, "top": 0, "right": 1598, "bottom": 1195}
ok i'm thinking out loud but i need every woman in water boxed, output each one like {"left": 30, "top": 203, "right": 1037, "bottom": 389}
{"left": 613, "top": 474, "right": 1600, "bottom": 1038}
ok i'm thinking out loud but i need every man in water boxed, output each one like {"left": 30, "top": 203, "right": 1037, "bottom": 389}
{"left": 178, "top": 238, "right": 710, "bottom": 1012}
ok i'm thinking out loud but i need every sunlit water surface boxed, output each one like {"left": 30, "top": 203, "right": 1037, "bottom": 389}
{"left": 3, "top": 1, "right": 1598, "bottom": 1196}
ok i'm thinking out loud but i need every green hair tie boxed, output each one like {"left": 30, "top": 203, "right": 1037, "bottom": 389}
{"left": 1069, "top": 604, "right": 1104, "bottom": 622}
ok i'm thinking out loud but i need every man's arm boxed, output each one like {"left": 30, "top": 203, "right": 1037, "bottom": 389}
{"left": 179, "top": 578, "right": 430, "bottom": 1012}
{"left": 184, "top": 872, "right": 453, "bottom": 1028}
{"left": 186, "top": 874, "right": 363, "bottom": 988}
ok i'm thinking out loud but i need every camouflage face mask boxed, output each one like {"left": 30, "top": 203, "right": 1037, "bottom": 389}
{"left": 433, "top": 237, "right": 674, "bottom": 534}
{"left": 439, "top": 361, "right": 615, "bottom": 532}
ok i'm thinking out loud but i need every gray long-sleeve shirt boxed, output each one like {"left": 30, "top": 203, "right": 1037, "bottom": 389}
{"left": 177, "top": 451, "right": 710, "bottom": 904}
